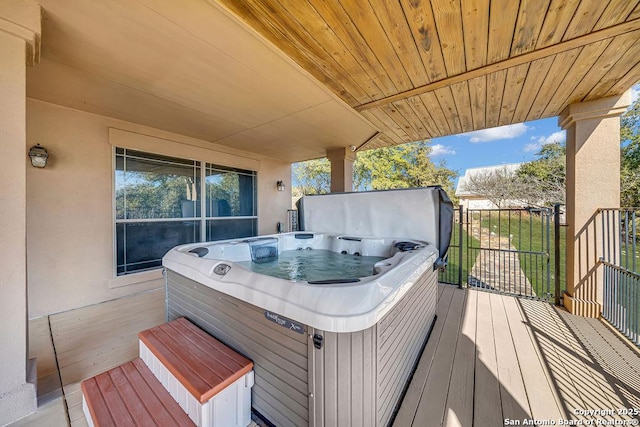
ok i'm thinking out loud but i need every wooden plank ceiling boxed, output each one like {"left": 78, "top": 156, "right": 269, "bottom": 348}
{"left": 214, "top": 0, "right": 640, "bottom": 150}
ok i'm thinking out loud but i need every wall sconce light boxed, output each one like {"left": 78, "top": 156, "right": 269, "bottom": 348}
{"left": 276, "top": 180, "right": 285, "bottom": 192}
{"left": 28, "top": 144, "right": 49, "bottom": 168}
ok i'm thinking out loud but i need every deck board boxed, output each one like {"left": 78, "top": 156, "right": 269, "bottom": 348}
{"left": 472, "top": 291, "right": 502, "bottom": 427}
{"left": 396, "top": 285, "right": 640, "bottom": 426}
{"left": 442, "top": 287, "right": 476, "bottom": 427}
{"left": 11, "top": 396, "right": 69, "bottom": 427}
{"left": 489, "top": 293, "right": 530, "bottom": 421}
{"left": 411, "top": 287, "right": 466, "bottom": 426}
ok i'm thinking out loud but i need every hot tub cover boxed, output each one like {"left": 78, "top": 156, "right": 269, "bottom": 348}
{"left": 297, "top": 186, "right": 453, "bottom": 260}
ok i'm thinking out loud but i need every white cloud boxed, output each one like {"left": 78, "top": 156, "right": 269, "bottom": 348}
{"left": 524, "top": 130, "right": 566, "bottom": 153}
{"left": 429, "top": 144, "right": 456, "bottom": 157}
{"left": 538, "top": 130, "right": 566, "bottom": 145}
{"left": 524, "top": 143, "right": 541, "bottom": 153}
{"left": 463, "top": 123, "right": 530, "bottom": 143}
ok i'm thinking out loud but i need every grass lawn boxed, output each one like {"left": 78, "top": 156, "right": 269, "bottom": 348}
{"left": 620, "top": 247, "right": 640, "bottom": 273}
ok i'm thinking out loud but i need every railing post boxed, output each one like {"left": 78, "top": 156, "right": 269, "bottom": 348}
{"left": 458, "top": 205, "right": 463, "bottom": 289}
{"left": 554, "top": 204, "right": 561, "bottom": 306}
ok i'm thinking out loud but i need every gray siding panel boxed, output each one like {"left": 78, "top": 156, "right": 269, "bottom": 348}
{"left": 324, "top": 331, "right": 339, "bottom": 425}
{"left": 363, "top": 327, "right": 376, "bottom": 427}
{"left": 377, "top": 270, "right": 438, "bottom": 426}
{"left": 167, "top": 271, "right": 309, "bottom": 427}
{"left": 252, "top": 383, "right": 308, "bottom": 427}
{"left": 379, "top": 293, "right": 436, "bottom": 423}
{"left": 310, "top": 330, "right": 324, "bottom": 427}
{"left": 337, "top": 333, "right": 351, "bottom": 426}
{"left": 350, "top": 332, "right": 364, "bottom": 427}
{"left": 167, "top": 267, "right": 437, "bottom": 427}
{"left": 378, "top": 276, "right": 435, "bottom": 385}
{"left": 313, "top": 327, "right": 377, "bottom": 427}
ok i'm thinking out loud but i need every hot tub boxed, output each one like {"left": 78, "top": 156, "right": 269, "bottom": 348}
{"left": 163, "top": 187, "right": 453, "bottom": 427}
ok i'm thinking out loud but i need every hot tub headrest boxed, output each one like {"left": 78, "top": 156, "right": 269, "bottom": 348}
{"left": 188, "top": 247, "right": 209, "bottom": 257}
{"left": 395, "top": 241, "right": 423, "bottom": 252}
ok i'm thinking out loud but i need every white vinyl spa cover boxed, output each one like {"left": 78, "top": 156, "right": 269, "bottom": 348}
{"left": 297, "top": 187, "right": 453, "bottom": 258}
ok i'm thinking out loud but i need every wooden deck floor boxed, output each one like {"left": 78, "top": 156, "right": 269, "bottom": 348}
{"left": 17, "top": 289, "right": 167, "bottom": 427}
{"left": 15, "top": 284, "right": 640, "bottom": 426}
{"left": 394, "top": 285, "right": 640, "bottom": 426}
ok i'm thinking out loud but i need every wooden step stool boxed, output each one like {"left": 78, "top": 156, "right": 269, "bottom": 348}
{"left": 81, "top": 358, "right": 195, "bottom": 426}
{"left": 139, "top": 317, "right": 254, "bottom": 427}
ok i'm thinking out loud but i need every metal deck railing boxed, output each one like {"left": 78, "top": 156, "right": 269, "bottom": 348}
{"left": 599, "top": 208, "right": 640, "bottom": 347}
{"left": 602, "top": 261, "right": 640, "bottom": 347}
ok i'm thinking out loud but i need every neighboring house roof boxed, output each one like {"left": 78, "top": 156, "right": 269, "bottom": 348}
{"left": 456, "top": 163, "right": 523, "bottom": 197}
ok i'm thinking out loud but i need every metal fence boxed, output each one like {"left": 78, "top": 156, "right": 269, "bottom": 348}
{"left": 599, "top": 208, "right": 639, "bottom": 273}
{"left": 439, "top": 205, "right": 564, "bottom": 303}
{"left": 438, "top": 206, "right": 463, "bottom": 286}
{"left": 599, "top": 208, "right": 640, "bottom": 346}
{"left": 602, "top": 261, "right": 640, "bottom": 346}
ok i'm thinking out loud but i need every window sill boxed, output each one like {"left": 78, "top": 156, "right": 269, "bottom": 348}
{"left": 108, "top": 268, "right": 164, "bottom": 289}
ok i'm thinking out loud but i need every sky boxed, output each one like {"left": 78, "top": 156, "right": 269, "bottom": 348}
{"left": 428, "top": 84, "right": 640, "bottom": 185}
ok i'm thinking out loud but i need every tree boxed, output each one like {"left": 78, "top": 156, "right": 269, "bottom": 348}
{"left": 354, "top": 141, "right": 457, "bottom": 199}
{"left": 463, "top": 166, "right": 524, "bottom": 208}
{"left": 292, "top": 141, "right": 458, "bottom": 200}
{"left": 291, "top": 158, "right": 331, "bottom": 197}
{"left": 516, "top": 142, "right": 566, "bottom": 207}
{"left": 621, "top": 94, "right": 640, "bottom": 207}
{"left": 116, "top": 171, "right": 196, "bottom": 219}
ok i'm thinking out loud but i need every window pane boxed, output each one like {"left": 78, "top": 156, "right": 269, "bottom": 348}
{"left": 115, "top": 156, "right": 125, "bottom": 220}
{"left": 116, "top": 221, "right": 200, "bottom": 275}
{"left": 116, "top": 151, "right": 201, "bottom": 220}
{"left": 206, "top": 166, "right": 255, "bottom": 217}
{"left": 207, "top": 219, "right": 257, "bottom": 241}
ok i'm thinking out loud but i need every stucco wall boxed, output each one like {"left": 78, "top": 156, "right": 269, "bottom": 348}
{"left": 26, "top": 99, "right": 291, "bottom": 318}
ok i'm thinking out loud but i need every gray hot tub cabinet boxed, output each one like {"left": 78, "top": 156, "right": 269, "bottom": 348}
{"left": 165, "top": 187, "right": 453, "bottom": 426}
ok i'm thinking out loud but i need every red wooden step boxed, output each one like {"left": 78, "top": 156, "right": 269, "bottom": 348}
{"left": 138, "top": 317, "right": 253, "bottom": 404}
{"left": 81, "top": 358, "right": 195, "bottom": 427}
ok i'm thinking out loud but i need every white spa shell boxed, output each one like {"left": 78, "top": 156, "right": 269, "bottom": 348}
{"left": 163, "top": 187, "right": 453, "bottom": 333}
{"left": 163, "top": 233, "right": 437, "bottom": 333}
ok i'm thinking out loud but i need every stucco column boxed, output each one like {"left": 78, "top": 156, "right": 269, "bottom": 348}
{"left": 559, "top": 92, "right": 630, "bottom": 317}
{"left": 0, "top": 1, "right": 41, "bottom": 423}
{"left": 326, "top": 147, "right": 355, "bottom": 193}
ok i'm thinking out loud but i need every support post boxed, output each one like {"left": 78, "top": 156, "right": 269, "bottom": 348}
{"left": 326, "top": 147, "right": 356, "bottom": 193}
{"left": 559, "top": 93, "right": 631, "bottom": 317}
{"left": 554, "top": 204, "right": 561, "bottom": 306}
{"left": 0, "top": 0, "right": 41, "bottom": 423}
{"left": 458, "top": 206, "right": 463, "bottom": 288}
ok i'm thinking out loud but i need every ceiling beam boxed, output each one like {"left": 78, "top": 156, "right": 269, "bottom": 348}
{"left": 355, "top": 18, "right": 640, "bottom": 112}
{"left": 355, "top": 131, "right": 382, "bottom": 151}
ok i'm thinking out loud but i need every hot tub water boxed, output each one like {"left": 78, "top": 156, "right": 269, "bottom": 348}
{"left": 237, "top": 249, "right": 385, "bottom": 282}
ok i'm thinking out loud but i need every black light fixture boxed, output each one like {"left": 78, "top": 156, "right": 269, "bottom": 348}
{"left": 28, "top": 144, "right": 49, "bottom": 168}
{"left": 276, "top": 180, "right": 285, "bottom": 192}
